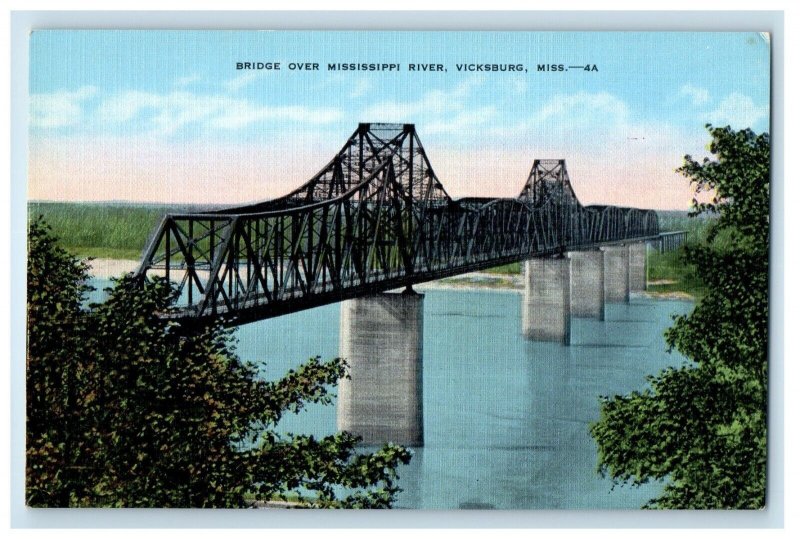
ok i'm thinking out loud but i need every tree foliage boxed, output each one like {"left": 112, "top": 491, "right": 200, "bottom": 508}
{"left": 590, "top": 125, "right": 769, "bottom": 509}
{"left": 26, "top": 217, "right": 411, "bottom": 508}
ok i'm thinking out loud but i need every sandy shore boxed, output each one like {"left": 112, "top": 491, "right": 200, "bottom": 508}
{"left": 87, "top": 258, "right": 140, "bottom": 279}
{"left": 85, "top": 258, "right": 693, "bottom": 300}
{"left": 414, "top": 273, "right": 524, "bottom": 294}
{"left": 641, "top": 290, "right": 695, "bottom": 301}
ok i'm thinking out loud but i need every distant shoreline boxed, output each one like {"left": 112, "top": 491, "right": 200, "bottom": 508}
{"left": 85, "top": 258, "right": 692, "bottom": 300}
{"left": 85, "top": 258, "right": 526, "bottom": 294}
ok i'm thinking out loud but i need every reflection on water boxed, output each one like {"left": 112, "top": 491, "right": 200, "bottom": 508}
{"left": 89, "top": 280, "right": 693, "bottom": 509}
{"left": 235, "top": 288, "right": 693, "bottom": 510}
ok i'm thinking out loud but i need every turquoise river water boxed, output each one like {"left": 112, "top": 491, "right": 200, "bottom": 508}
{"left": 89, "top": 281, "right": 693, "bottom": 509}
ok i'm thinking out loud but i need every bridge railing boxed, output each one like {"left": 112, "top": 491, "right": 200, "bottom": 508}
{"left": 655, "top": 230, "right": 688, "bottom": 252}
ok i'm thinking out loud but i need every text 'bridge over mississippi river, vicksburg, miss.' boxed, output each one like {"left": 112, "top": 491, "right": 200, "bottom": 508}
{"left": 134, "top": 122, "right": 668, "bottom": 327}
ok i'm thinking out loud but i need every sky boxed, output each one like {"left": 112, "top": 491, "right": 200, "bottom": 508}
{"left": 28, "top": 30, "right": 771, "bottom": 210}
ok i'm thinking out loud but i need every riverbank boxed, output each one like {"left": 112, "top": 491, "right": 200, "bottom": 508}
{"left": 85, "top": 257, "right": 693, "bottom": 300}
{"left": 87, "top": 258, "right": 139, "bottom": 278}
{"left": 84, "top": 257, "right": 525, "bottom": 293}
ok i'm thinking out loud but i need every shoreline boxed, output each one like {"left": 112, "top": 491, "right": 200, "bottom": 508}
{"left": 87, "top": 258, "right": 139, "bottom": 278}
{"left": 85, "top": 257, "right": 694, "bottom": 301}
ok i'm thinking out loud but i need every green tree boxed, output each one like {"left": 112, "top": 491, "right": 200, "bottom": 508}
{"left": 590, "top": 125, "right": 769, "bottom": 509}
{"left": 26, "top": 218, "right": 411, "bottom": 508}
{"left": 26, "top": 217, "right": 93, "bottom": 506}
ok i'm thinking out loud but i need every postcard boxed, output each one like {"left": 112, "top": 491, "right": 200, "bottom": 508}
{"left": 25, "top": 29, "right": 771, "bottom": 511}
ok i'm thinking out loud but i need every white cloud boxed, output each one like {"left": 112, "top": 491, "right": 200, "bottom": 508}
{"left": 349, "top": 79, "right": 373, "bottom": 99}
{"left": 30, "top": 86, "right": 97, "bottom": 128}
{"left": 425, "top": 107, "right": 497, "bottom": 135}
{"left": 511, "top": 79, "right": 527, "bottom": 96}
{"left": 364, "top": 91, "right": 451, "bottom": 121}
{"left": 707, "top": 93, "right": 769, "bottom": 129}
{"left": 486, "top": 91, "right": 631, "bottom": 142}
{"left": 31, "top": 75, "right": 345, "bottom": 136}
{"left": 680, "top": 84, "right": 710, "bottom": 106}
{"left": 98, "top": 91, "right": 168, "bottom": 124}
{"left": 97, "top": 91, "right": 232, "bottom": 135}
{"left": 433, "top": 90, "right": 710, "bottom": 210}
{"left": 358, "top": 76, "right": 497, "bottom": 144}
{"left": 362, "top": 76, "right": 485, "bottom": 122}
{"left": 29, "top": 84, "right": 714, "bottom": 210}
{"left": 174, "top": 74, "right": 202, "bottom": 87}
{"left": 532, "top": 91, "right": 629, "bottom": 126}
{"left": 90, "top": 89, "right": 343, "bottom": 136}
{"left": 223, "top": 72, "right": 262, "bottom": 93}
{"left": 210, "top": 104, "right": 343, "bottom": 129}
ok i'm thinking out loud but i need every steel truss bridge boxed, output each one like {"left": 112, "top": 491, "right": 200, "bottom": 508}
{"left": 135, "top": 123, "right": 661, "bottom": 327}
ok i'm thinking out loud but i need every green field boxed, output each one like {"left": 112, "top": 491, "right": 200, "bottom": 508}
{"left": 28, "top": 202, "right": 169, "bottom": 260}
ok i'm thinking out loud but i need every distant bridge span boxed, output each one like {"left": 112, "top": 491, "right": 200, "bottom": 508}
{"left": 135, "top": 123, "right": 663, "bottom": 327}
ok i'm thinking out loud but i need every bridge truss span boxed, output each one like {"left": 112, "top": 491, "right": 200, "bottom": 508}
{"left": 135, "top": 123, "right": 660, "bottom": 326}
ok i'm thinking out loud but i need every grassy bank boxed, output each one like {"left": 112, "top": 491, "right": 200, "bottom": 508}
{"left": 484, "top": 261, "right": 521, "bottom": 275}
{"left": 647, "top": 249, "right": 706, "bottom": 299}
{"left": 647, "top": 211, "right": 712, "bottom": 300}
{"left": 28, "top": 202, "right": 170, "bottom": 260}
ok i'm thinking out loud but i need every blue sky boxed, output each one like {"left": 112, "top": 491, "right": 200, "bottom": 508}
{"left": 29, "top": 30, "right": 771, "bottom": 209}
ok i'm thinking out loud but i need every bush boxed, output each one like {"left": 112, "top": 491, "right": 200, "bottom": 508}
{"left": 590, "top": 126, "right": 769, "bottom": 508}
{"left": 26, "top": 217, "right": 411, "bottom": 507}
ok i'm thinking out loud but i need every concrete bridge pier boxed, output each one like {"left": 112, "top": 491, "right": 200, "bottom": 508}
{"left": 601, "top": 245, "right": 630, "bottom": 303}
{"left": 628, "top": 242, "right": 648, "bottom": 293}
{"left": 521, "top": 257, "right": 571, "bottom": 345}
{"left": 337, "top": 290, "right": 424, "bottom": 447}
{"left": 567, "top": 250, "right": 605, "bottom": 320}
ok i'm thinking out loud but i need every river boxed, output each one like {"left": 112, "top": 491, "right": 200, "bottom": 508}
{"left": 87, "top": 278, "right": 692, "bottom": 509}
{"left": 232, "top": 287, "right": 693, "bottom": 510}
